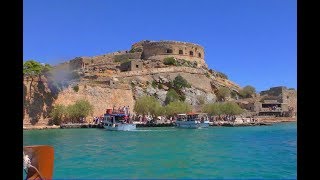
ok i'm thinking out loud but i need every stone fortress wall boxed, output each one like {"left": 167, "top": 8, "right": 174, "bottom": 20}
{"left": 260, "top": 86, "right": 297, "bottom": 113}
{"left": 68, "top": 40, "right": 207, "bottom": 71}
{"left": 132, "top": 40, "right": 206, "bottom": 67}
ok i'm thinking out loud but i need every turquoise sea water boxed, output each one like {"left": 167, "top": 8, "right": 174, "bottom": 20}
{"left": 23, "top": 122, "right": 296, "bottom": 179}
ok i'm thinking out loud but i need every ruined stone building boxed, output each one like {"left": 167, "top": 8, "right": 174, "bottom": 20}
{"left": 131, "top": 40, "right": 206, "bottom": 67}
{"left": 67, "top": 40, "right": 206, "bottom": 73}
{"left": 236, "top": 86, "right": 297, "bottom": 117}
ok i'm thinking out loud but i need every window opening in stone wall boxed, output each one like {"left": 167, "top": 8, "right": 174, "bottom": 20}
{"left": 198, "top": 53, "right": 201, "bottom": 58}
{"left": 136, "top": 65, "right": 139, "bottom": 68}
{"left": 189, "top": 51, "right": 194, "bottom": 56}
{"left": 166, "top": 49, "right": 173, "bottom": 53}
{"left": 179, "top": 50, "right": 183, "bottom": 54}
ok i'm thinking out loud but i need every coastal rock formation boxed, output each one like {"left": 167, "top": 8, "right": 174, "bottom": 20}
{"left": 23, "top": 40, "right": 251, "bottom": 126}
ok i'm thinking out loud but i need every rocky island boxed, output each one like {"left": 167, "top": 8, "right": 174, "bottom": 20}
{"left": 23, "top": 40, "right": 297, "bottom": 128}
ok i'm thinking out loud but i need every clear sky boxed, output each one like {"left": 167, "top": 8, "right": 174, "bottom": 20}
{"left": 24, "top": 0, "right": 296, "bottom": 92}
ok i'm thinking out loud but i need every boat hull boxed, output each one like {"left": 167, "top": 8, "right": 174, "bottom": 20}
{"left": 103, "top": 124, "right": 136, "bottom": 131}
{"left": 175, "top": 121, "right": 209, "bottom": 129}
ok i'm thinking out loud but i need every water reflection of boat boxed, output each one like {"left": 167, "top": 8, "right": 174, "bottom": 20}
{"left": 102, "top": 109, "right": 136, "bottom": 131}
{"left": 175, "top": 113, "right": 210, "bottom": 129}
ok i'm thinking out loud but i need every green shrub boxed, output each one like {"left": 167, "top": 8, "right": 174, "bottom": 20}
{"left": 197, "top": 95, "right": 206, "bottom": 105}
{"left": 151, "top": 81, "right": 157, "bottom": 88}
{"left": 180, "top": 94, "right": 186, "bottom": 101}
{"left": 173, "top": 75, "right": 191, "bottom": 90}
{"left": 205, "top": 72, "right": 210, "bottom": 78}
{"left": 239, "top": 85, "right": 256, "bottom": 98}
{"left": 202, "top": 102, "right": 243, "bottom": 115}
{"left": 158, "top": 84, "right": 163, "bottom": 89}
{"left": 193, "top": 61, "right": 198, "bottom": 67}
{"left": 129, "top": 48, "right": 135, "bottom": 53}
{"left": 73, "top": 85, "right": 79, "bottom": 92}
{"left": 134, "top": 95, "right": 164, "bottom": 117}
{"left": 163, "top": 57, "right": 176, "bottom": 65}
{"left": 165, "top": 101, "right": 192, "bottom": 116}
{"left": 49, "top": 104, "right": 66, "bottom": 125}
{"left": 66, "top": 99, "right": 94, "bottom": 122}
{"left": 217, "top": 71, "right": 228, "bottom": 79}
{"left": 165, "top": 89, "right": 180, "bottom": 105}
{"left": 216, "top": 87, "right": 231, "bottom": 101}
{"left": 231, "top": 91, "right": 238, "bottom": 99}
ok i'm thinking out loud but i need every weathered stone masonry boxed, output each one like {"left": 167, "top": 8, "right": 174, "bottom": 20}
{"left": 132, "top": 40, "right": 206, "bottom": 67}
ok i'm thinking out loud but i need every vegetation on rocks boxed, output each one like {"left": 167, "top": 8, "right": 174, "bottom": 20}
{"left": 23, "top": 60, "right": 53, "bottom": 98}
{"left": 134, "top": 95, "right": 164, "bottom": 117}
{"left": 239, "top": 85, "right": 256, "bottom": 98}
{"left": 134, "top": 96, "right": 191, "bottom": 117}
{"left": 216, "top": 87, "right": 231, "bottom": 101}
{"left": 216, "top": 71, "right": 228, "bottom": 79}
{"left": 49, "top": 104, "right": 66, "bottom": 125}
{"left": 175, "top": 59, "right": 197, "bottom": 68}
{"left": 172, "top": 75, "right": 191, "bottom": 89}
{"left": 73, "top": 85, "right": 79, "bottom": 92}
{"left": 163, "top": 57, "right": 177, "bottom": 65}
{"left": 151, "top": 80, "right": 157, "bottom": 88}
{"left": 230, "top": 91, "right": 238, "bottom": 99}
{"left": 165, "top": 89, "right": 181, "bottom": 105}
{"left": 202, "top": 102, "right": 244, "bottom": 116}
{"left": 165, "top": 101, "right": 192, "bottom": 116}
{"left": 23, "top": 60, "right": 44, "bottom": 79}
{"left": 49, "top": 99, "right": 94, "bottom": 125}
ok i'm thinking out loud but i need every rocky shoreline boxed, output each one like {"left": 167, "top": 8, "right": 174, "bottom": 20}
{"left": 23, "top": 117, "right": 296, "bottom": 130}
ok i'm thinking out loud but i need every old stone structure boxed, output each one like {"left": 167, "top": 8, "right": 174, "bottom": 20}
{"left": 120, "top": 60, "right": 143, "bottom": 72}
{"left": 236, "top": 86, "right": 297, "bottom": 117}
{"left": 132, "top": 40, "right": 206, "bottom": 67}
{"left": 67, "top": 40, "right": 207, "bottom": 73}
{"left": 260, "top": 86, "right": 296, "bottom": 111}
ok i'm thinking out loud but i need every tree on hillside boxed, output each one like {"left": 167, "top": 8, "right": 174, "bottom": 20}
{"left": 165, "top": 89, "right": 180, "bottom": 105}
{"left": 42, "top": 63, "right": 53, "bottom": 77}
{"left": 65, "top": 99, "right": 94, "bottom": 123}
{"left": 134, "top": 95, "right": 164, "bottom": 118}
{"left": 202, "top": 103, "right": 223, "bottom": 116}
{"left": 23, "top": 60, "right": 44, "bottom": 98}
{"left": 230, "top": 91, "right": 238, "bottom": 99}
{"left": 165, "top": 101, "right": 192, "bottom": 116}
{"left": 172, "top": 74, "right": 191, "bottom": 90}
{"left": 216, "top": 87, "right": 231, "bottom": 102}
{"left": 202, "top": 102, "right": 243, "bottom": 116}
{"left": 49, "top": 104, "right": 66, "bottom": 125}
{"left": 239, "top": 85, "right": 256, "bottom": 98}
{"left": 220, "top": 102, "right": 244, "bottom": 115}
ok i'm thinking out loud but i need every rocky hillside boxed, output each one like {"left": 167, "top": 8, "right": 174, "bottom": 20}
{"left": 23, "top": 52, "right": 242, "bottom": 126}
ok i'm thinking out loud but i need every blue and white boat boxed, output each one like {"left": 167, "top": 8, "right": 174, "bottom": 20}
{"left": 175, "top": 113, "right": 210, "bottom": 129}
{"left": 102, "top": 109, "right": 136, "bottom": 131}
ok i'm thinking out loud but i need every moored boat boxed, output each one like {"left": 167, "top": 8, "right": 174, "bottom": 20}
{"left": 175, "top": 113, "right": 210, "bottom": 129}
{"left": 102, "top": 108, "right": 136, "bottom": 131}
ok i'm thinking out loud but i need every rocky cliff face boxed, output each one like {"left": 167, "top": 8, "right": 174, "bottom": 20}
{"left": 23, "top": 48, "right": 243, "bottom": 126}
{"left": 23, "top": 68, "right": 242, "bottom": 126}
{"left": 54, "top": 83, "right": 135, "bottom": 117}
{"left": 23, "top": 77, "right": 57, "bottom": 126}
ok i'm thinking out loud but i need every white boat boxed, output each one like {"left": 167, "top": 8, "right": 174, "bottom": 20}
{"left": 102, "top": 109, "right": 136, "bottom": 131}
{"left": 175, "top": 113, "right": 210, "bottom": 129}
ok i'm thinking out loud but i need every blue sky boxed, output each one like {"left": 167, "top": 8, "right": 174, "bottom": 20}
{"left": 23, "top": 0, "right": 296, "bottom": 92}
